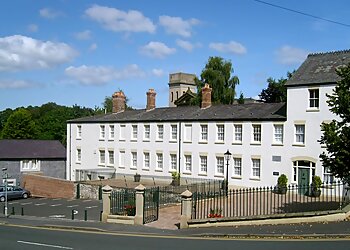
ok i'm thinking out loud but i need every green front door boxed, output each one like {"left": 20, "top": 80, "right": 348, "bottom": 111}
{"left": 298, "top": 168, "right": 310, "bottom": 195}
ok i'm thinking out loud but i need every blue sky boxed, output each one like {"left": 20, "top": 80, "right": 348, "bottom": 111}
{"left": 1, "top": 0, "right": 349, "bottom": 110}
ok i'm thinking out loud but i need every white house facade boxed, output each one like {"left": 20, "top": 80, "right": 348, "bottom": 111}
{"left": 66, "top": 50, "right": 349, "bottom": 188}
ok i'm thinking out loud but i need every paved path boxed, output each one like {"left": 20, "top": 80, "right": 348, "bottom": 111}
{"left": 146, "top": 204, "right": 181, "bottom": 230}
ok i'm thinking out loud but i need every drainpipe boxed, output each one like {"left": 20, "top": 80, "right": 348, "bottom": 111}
{"left": 68, "top": 123, "right": 72, "bottom": 181}
{"left": 178, "top": 121, "right": 182, "bottom": 175}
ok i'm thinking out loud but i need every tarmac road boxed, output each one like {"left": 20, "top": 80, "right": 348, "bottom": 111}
{"left": 0, "top": 223, "right": 349, "bottom": 250}
{"left": 2, "top": 197, "right": 102, "bottom": 221}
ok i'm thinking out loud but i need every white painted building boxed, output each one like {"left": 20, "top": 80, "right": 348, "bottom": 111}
{"left": 66, "top": 50, "right": 349, "bottom": 188}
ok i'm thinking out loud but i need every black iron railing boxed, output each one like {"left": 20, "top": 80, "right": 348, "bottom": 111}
{"left": 110, "top": 188, "right": 136, "bottom": 216}
{"left": 191, "top": 181, "right": 349, "bottom": 220}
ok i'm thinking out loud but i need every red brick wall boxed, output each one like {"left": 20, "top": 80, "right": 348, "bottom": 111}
{"left": 22, "top": 174, "right": 75, "bottom": 199}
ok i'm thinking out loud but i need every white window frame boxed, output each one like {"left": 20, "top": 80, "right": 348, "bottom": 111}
{"left": 20, "top": 160, "right": 40, "bottom": 172}
{"left": 119, "top": 150, "right": 125, "bottom": 168}
{"left": 132, "top": 125, "right": 138, "bottom": 140}
{"left": 252, "top": 124, "right": 261, "bottom": 143}
{"left": 234, "top": 124, "right": 242, "bottom": 143}
{"left": 216, "top": 156, "right": 224, "bottom": 175}
{"left": 323, "top": 167, "right": 334, "bottom": 184}
{"left": 251, "top": 158, "right": 261, "bottom": 179}
{"left": 170, "top": 154, "right": 177, "bottom": 171}
{"left": 144, "top": 125, "right": 150, "bottom": 141}
{"left": 184, "top": 155, "right": 192, "bottom": 173}
{"left": 119, "top": 124, "right": 126, "bottom": 141}
{"left": 171, "top": 124, "right": 177, "bottom": 141}
{"left": 157, "top": 124, "right": 164, "bottom": 141}
{"left": 200, "top": 124, "right": 208, "bottom": 142}
{"left": 309, "top": 88, "right": 319, "bottom": 109}
{"left": 99, "top": 150, "right": 105, "bottom": 165}
{"left": 131, "top": 152, "right": 137, "bottom": 169}
{"left": 76, "top": 148, "right": 81, "bottom": 163}
{"left": 200, "top": 155, "right": 207, "bottom": 174}
{"left": 143, "top": 152, "right": 150, "bottom": 170}
{"left": 184, "top": 124, "right": 192, "bottom": 142}
{"left": 109, "top": 125, "right": 115, "bottom": 140}
{"left": 77, "top": 125, "right": 82, "bottom": 139}
{"left": 273, "top": 124, "right": 283, "bottom": 144}
{"left": 216, "top": 124, "right": 224, "bottom": 142}
{"left": 156, "top": 153, "right": 163, "bottom": 170}
{"left": 100, "top": 125, "right": 105, "bottom": 140}
{"left": 108, "top": 150, "right": 114, "bottom": 166}
{"left": 233, "top": 157, "right": 242, "bottom": 177}
{"left": 295, "top": 124, "right": 305, "bottom": 144}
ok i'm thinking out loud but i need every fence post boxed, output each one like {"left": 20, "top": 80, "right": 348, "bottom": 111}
{"left": 134, "top": 184, "right": 145, "bottom": 225}
{"left": 180, "top": 189, "right": 192, "bottom": 229}
{"left": 102, "top": 185, "right": 113, "bottom": 223}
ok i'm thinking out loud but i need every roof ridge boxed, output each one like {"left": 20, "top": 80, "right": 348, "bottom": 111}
{"left": 308, "top": 49, "right": 350, "bottom": 57}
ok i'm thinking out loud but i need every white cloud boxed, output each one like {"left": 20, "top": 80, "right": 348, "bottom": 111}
{"left": 27, "top": 24, "right": 38, "bottom": 32}
{"left": 176, "top": 39, "right": 202, "bottom": 52}
{"left": 0, "top": 35, "right": 78, "bottom": 72}
{"left": 152, "top": 68, "right": 164, "bottom": 77}
{"left": 39, "top": 8, "right": 62, "bottom": 19}
{"left": 0, "top": 79, "right": 38, "bottom": 89}
{"left": 89, "top": 43, "right": 97, "bottom": 51}
{"left": 159, "top": 15, "right": 199, "bottom": 37}
{"left": 74, "top": 30, "right": 91, "bottom": 40}
{"left": 65, "top": 64, "right": 145, "bottom": 85}
{"left": 209, "top": 41, "right": 247, "bottom": 55}
{"left": 140, "top": 41, "right": 176, "bottom": 59}
{"left": 276, "top": 46, "right": 309, "bottom": 65}
{"left": 85, "top": 5, "right": 156, "bottom": 33}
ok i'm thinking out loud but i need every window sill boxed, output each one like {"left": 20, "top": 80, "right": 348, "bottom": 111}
{"left": 76, "top": 162, "right": 81, "bottom": 164}
{"left": 292, "top": 143, "right": 305, "bottom": 147}
{"left": 119, "top": 139, "right": 125, "bottom": 142}
{"left": 168, "top": 170, "right": 177, "bottom": 173}
{"left": 249, "top": 177, "right": 261, "bottom": 181}
{"left": 183, "top": 141, "right": 192, "bottom": 144}
{"left": 143, "top": 139, "right": 150, "bottom": 142}
{"left": 182, "top": 171, "right": 192, "bottom": 175}
{"left": 21, "top": 169, "right": 40, "bottom": 172}
{"left": 215, "top": 141, "right": 224, "bottom": 144}
{"left": 231, "top": 176, "right": 242, "bottom": 180}
{"left": 130, "top": 139, "right": 137, "bottom": 142}
{"left": 155, "top": 169, "right": 163, "bottom": 172}
{"left": 198, "top": 173, "right": 207, "bottom": 176}
{"left": 198, "top": 141, "right": 208, "bottom": 144}
{"left": 142, "top": 168, "right": 150, "bottom": 171}
{"left": 271, "top": 143, "right": 283, "bottom": 146}
{"left": 306, "top": 108, "right": 320, "bottom": 112}
{"left": 118, "top": 166, "right": 125, "bottom": 169}
{"left": 98, "top": 164, "right": 105, "bottom": 167}
{"left": 169, "top": 140, "right": 177, "bottom": 143}
{"left": 99, "top": 138, "right": 105, "bottom": 141}
{"left": 250, "top": 142, "right": 261, "bottom": 146}
{"left": 130, "top": 167, "right": 137, "bottom": 170}
{"left": 76, "top": 138, "right": 81, "bottom": 140}
{"left": 232, "top": 142, "right": 242, "bottom": 145}
{"left": 155, "top": 139, "right": 163, "bottom": 142}
{"left": 214, "top": 174, "right": 224, "bottom": 178}
{"left": 108, "top": 139, "right": 114, "bottom": 142}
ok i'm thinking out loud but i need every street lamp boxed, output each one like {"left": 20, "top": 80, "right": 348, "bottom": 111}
{"left": 224, "top": 150, "right": 232, "bottom": 195}
{"left": 2, "top": 168, "right": 8, "bottom": 217}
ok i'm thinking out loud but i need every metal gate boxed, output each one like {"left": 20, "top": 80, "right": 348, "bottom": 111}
{"left": 143, "top": 186, "right": 159, "bottom": 224}
{"left": 110, "top": 188, "right": 136, "bottom": 215}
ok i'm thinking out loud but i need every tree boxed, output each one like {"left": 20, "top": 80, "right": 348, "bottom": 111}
{"left": 259, "top": 72, "right": 293, "bottom": 103}
{"left": 237, "top": 92, "right": 245, "bottom": 104}
{"left": 320, "top": 63, "right": 350, "bottom": 184}
{"left": 192, "top": 56, "right": 239, "bottom": 105}
{"left": 1, "top": 109, "right": 38, "bottom": 139}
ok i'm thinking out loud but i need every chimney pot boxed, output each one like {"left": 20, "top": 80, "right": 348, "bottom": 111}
{"left": 201, "top": 83, "right": 212, "bottom": 109}
{"left": 112, "top": 91, "right": 126, "bottom": 113}
{"left": 146, "top": 88, "right": 156, "bottom": 111}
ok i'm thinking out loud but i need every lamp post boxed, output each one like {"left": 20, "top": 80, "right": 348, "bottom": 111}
{"left": 2, "top": 168, "right": 8, "bottom": 217}
{"left": 224, "top": 150, "right": 232, "bottom": 195}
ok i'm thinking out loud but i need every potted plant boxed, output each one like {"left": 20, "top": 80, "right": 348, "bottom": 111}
{"left": 277, "top": 174, "right": 288, "bottom": 194}
{"left": 171, "top": 172, "right": 180, "bottom": 186}
{"left": 310, "top": 175, "right": 322, "bottom": 197}
{"left": 134, "top": 173, "right": 141, "bottom": 182}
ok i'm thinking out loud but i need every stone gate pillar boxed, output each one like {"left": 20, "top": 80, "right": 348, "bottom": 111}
{"left": 134, "top": 184, "right": 145, "bottom": 225}
{"left": 180, "top": 189, "right": 192, "bottom": 229}
{"left": 101, "top": 185, "right": 113, "bottom": 222}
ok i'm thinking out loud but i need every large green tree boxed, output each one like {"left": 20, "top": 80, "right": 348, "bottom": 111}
{"left": 1, "top": 108, "right": 38, "bottom": 139}
{"left": 192, "top": 56, "right": 239, "bottom": 105}
{"left": 320, "top": 63, "right": 350, "bottom": 184}
{"left": 259, "top": 72, "right": 293, "bottom": 103}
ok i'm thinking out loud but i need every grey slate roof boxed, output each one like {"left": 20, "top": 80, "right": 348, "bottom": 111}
{"left": 286, "top": 49, "right": 350, "bottom": 87}
{"left": 68, "top": 102, "right": 286, "bottom": 123}
{"left": 0, "top": 140, "right": 66, "bottom": 160}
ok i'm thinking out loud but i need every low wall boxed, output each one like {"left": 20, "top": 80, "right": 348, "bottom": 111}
{"left": 22, "top": 174, "right": 75, "bottom": 199}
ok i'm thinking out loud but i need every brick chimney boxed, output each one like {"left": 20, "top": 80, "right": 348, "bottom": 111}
{"left": 146, "top": 88, "right": 156, "bottom": 111}
{"left": 201, "top": 83, "right": 212, "bottom": 109}
{"left": 112, "top": 91, "right": 126, "bottom": 113}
